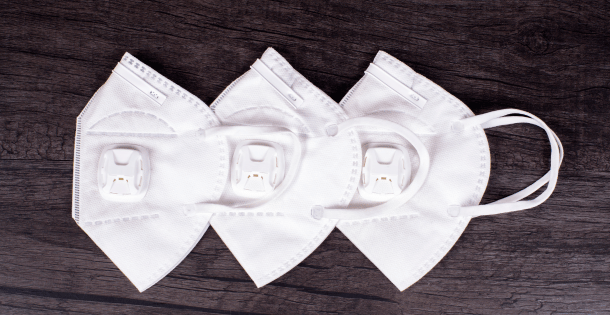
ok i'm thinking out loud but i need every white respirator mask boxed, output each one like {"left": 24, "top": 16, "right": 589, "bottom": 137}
{"left": 73, "top": 53, "right": 230, "bottom": 292}
{"left": 330, "top": 51, "right": 563, "bottom": 290}
{"left": 181, "top": 48, "right": 360, "bottom": 287}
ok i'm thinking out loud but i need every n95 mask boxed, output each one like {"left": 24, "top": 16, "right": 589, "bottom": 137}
{"left": 73, "top": 53, "right": 228, "bottom": 292}
{"left": 185, "top": 48, "right": 362, "bottom": 287}
{"left": 328, "top": 51, "right": 563, "bottom": 290}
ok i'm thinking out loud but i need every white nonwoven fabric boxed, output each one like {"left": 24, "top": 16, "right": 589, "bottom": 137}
{"left": 73, "top": 53, "right": 228, "bottom": 292}
{"left": 210, "top": 48, "right": 361, "bottom": 287}
{"left": 334, "top": 50, "right": 562, "bottom": 291}
{"left": 337, "top": 51, "right": 490, "bottom": 290}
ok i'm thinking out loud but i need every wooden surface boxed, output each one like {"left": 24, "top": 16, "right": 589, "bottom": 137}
{"left": 1, "top": 0, "right": 610, "bottom": 314}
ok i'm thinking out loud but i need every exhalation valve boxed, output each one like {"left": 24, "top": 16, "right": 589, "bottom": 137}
{"left": 231, "top": 140, "right": 285, "bottom": 198}
{"left": 97, "top": 144, "right": 150, "bottom": 202}
{"left": 358, "top": 144, "right": 411, "bottom": 201}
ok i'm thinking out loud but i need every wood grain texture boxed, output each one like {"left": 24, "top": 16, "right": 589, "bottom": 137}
{"left": 1, "top": 0, "right": 610, "bottom": 313}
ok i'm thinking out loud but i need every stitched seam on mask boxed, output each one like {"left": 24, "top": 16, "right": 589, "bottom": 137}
{"left": 212, "top": 134, "right": 229, "bottom": 199}
{"left": 253, "top": 221, "right": 335, "bottom": 285}
{"left": 73, "top": 87, "right": 102, "bottom": 224}
{"left": 266, "top": 49, "right": 348, "bottom": 122}
{"left": 86, "top": 131, "right": 178, "bottom": 137}
{"left": 83, "top": 214, "right": 160, "bottom": 226}
{"left": 339, "top": 76, "right": 366, "bottom": 107}
{"left": 121, "top": 54, "right": 218, "bottom": 128}
{"left": 210, "top": 73, "right": 246, "bottom": 113}
{"left": 215, "top": 211, "right": 289, "bottom": 217}
{"left": 337, "top": 213, "right": 420, "bottom": 227}
{"left": 221, "top": 105, "right": 312, "bottom": 135}
{"left": 88, "top": 110, "right": 177, "bottom": 133}
{"left": 340, "top": 129, "right": 361, "bottom": 207}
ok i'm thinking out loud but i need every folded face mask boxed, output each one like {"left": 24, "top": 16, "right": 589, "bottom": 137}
{"left": 73, "top": 53, "right": 228, "bottom": 292}
{"left": 329, "top": 51, "right": 563, "bottom": 290}
{"left": 184, "top": 48, "right": 364, "bottom": 287}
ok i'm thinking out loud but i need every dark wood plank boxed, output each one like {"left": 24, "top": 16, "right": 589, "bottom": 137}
{"left": 1, "top": 0, "right": 610, "bottom": 313}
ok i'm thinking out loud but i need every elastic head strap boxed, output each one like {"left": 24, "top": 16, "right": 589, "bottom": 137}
{"left": 447, "top": 109, "right": 563, "bottom": 217}
{"left": 312, "top": 117, "right": 430, "bottom": 220}
{"left": 183, "top": 125, "right": 302, "bottom": 216}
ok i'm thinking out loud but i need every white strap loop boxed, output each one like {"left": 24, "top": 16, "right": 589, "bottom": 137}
{"left": 184, "top": 125, "right": 302, "bottom": 215}
{"left": 315, "top": 117, "right": 431, "bottom": 220}
{"left": 448, "top": 109, "right": 563, "bottom": 217}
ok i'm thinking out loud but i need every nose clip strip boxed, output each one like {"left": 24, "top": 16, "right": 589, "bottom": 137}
{"left": 315, "top": 117, "right": 431, "bottom": 220}
{"left": 251, "top": 59, "right": 304, "bottom": 108}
